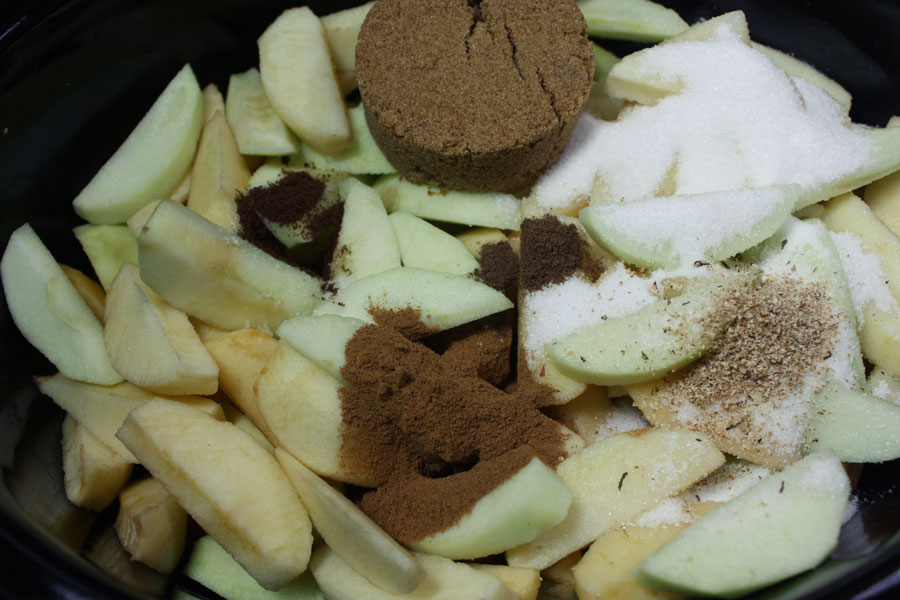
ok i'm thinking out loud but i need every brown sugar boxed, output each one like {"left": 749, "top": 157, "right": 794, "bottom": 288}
{"left": 356, "top": 0, "right": 594, "bottom": 193}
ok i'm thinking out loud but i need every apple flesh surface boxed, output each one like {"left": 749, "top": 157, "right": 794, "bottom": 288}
{"left": 389, "top": 211, "right": 480, "bottom": 276}
{"left": 225, "top": 67, "right": 301, "bottom": 157}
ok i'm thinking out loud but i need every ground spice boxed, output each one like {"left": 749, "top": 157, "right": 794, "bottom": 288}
{"left": 475, "top": 241, "right": 519, "bottom": 300}
{"left": 339, "top": 320, "right": 568, "bottom": 539}
{"left": 520, "top": 215, "right": 581, "bottom": 291}
{"left": 426, "top": 314, "right": 513, "bottom": 387}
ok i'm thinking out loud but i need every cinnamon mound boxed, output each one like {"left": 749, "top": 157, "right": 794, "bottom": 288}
{"left": 356, "top": 0, "right": 594, "bottom": 194}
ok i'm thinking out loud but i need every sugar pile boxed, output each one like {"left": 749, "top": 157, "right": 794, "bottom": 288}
{"left": 534, "top": 27, "right": 870, "bottom": 212}
{"left": 830, "top": 230, "right": 900, "bottom": 325}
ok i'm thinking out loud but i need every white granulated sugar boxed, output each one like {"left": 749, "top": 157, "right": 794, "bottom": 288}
{"left": 532, "top": 113, "right": 607, "bottom": 211}
{"left": 598, "top": 187, "right": 790, "bottom": 266}
{"left": 871, "top": 377, "right": 897, "bottom": 403}
{"left": 534, "top": 32, "right": 870, "bottom": 211}
{"left": 594, "top": 399, "right": 650, "bottom": 441}
{"left": 686, "top": 462, "right": 772, "bottom": 504}
{"left": 522, "top": 263, "right": 656, "bottom": 355}
{"left": 631, "top": 497, "right": 691, "bottom": 528}
{"left": 799, "top": 454, "right": 850, "bottom": 494}
{"left": 830, "top": 230, "right": 900, "bottom": 325}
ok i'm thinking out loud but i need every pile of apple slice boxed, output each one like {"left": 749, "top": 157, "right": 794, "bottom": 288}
{"left": 4, "top": 1, "right": 900, "bottom": 599}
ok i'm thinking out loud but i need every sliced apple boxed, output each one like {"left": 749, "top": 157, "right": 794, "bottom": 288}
{"left": 751, "top": 42, "right": 852, "bottom": 112}
{"left": 36, "top": 373, "right": 224, "bottom": 462}
{"left": 115, "top": 477, "right": 187, "bottom": 574}
{"left": 407, "top": 455, "right": 572, "bottom": 560}
{"left": 309, "top": 546, "right": 516, "bottom": 600}
{"left": 864, "top": 115, "right": 900, "bottom": 235}
{"left": 375, "top": 174, "right": 522, "bottom": 231}
{"left": 547, "top": 272, "right": 754, "bottom": 386}
{"left": 1, "top": 224, "right": 121, "bottom": 384}
{"left": 60, "top": 264, "right": 106, "bottom": 322}
{"left": 220, "top": 400, "right": 274, "bottom": 454}
{"left": 73, "top": 224, "right": 139, "bottom": 290}
{"left": 137, "top": 199, "right": 322, "bottom": 332}
{"left": 389, "top": 212, "right": 479, "bottom": 276}
{"left": 61, "top": 414, "right": 133, "bottom": 511}
{"left": 456, "top": 227, "right": 509, "bottom": 258}
{"left": 116, "top": 398, "right": 313, "bottom": 590}
{"left": 315, "top": 267, "right": 514, "bottom": 332}
{"left": 186, "top": 110, "right": 250, "bottom": 232}
{"left": 321, "top": 2, "right": 374, "bottom": 94}
{"left": 183, "top": 536, "right": 324, "bottom": 600}
{"left": 73, "top": 64, "right": 203, "bottom": 224}
{"left": 104, "top": 263, "right": 218, "bottom": 396}
{"left": 297, "top": 105, "right": 395, "bottom": 175}
{"left": 470, "top": 564, "right": 540, "bottom": 600}
{"left": 276, "top": 449, "right": 424, "bottom": 594}
{"left": 805, "top": 381, "right": 900, "bottom": 463}
{"left": 225, "top": 67, "right": 301, "bottom": 156}
{"left": 258, "top": 7, "right": 351, "bottom": 155}
{"left": 579, "top": 186, "right": 796, "bottom": 269}
{"left": 506, "top": 428, "right": 725, "bottom": 570}
{"left": 634, "top": 451, "right": 850, "bottom": 598}
{"left": 276, "top": 314, "right": 366, "bottom": 382}
{"left": 578, "top": 0, "right": 688, "bottom": 42}
{"left": 330, "top": 177, "right": 401, "bottom": 288}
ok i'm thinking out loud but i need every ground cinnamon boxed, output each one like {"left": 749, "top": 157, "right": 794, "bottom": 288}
{"left": 520, "top": 215, "right": 581, "bottom": 292}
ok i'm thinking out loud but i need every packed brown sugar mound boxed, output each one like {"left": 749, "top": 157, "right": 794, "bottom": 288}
{"left": 356, "top": 0, "right": 594, "bottom": 194}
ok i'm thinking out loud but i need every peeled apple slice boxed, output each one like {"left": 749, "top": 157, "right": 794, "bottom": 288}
{"left": 73, "top": 64, "right": 203, "bottom": 224}
{"left": 578, "top": 0, "right": 688, "bottom": 42}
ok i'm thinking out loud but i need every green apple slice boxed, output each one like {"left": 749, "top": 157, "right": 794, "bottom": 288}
{"left": 634, "top": 451, "right": 850, "bottom": 598}
{"left": 547, "top": 272, "right": 755, "bottom": 386}
{"left": 374, "top": 174, "right": 522, "bottom": 231}
{"left": 751, "top": 42, "right": 852, "bottom": 112}
{"left": 578, "top": 0, "right": 688, "bottom": 42}
{"left": 579, "top": 186, "right": 796, "bottom": 269}
{"left": 321, "top": 2, "right": 374, "bottom": 94}
{"left": 73, "top": 64, "right": 203, "bottom": 224}
{"left": 506, "top": 428, "right": 725, "bottom": 570}
{"left": 276, "top": 314, "right": 366, "bottom": 382}
{"left": 183, "top": 536, "right": 324, "bottom": 600}
{"left": 1, "top": 224, "right": 121, "bottom": 384}
{"left": 104, "top": 263, "right": 219, "bottom": 396}
{"left": 315, "top": 267, "right": 514, "bottom": 332}
{"left": 805, "top": 381, "right": 900, "bottom": 462}
{"left": 389, "top": 212, "right": 480, "bottom": 276}
{"left": 73, "top": 224, "right": 139, "bottom": 290}
{"left": 137, "top": 199, "right": 322, "bottom": 332}
{"left": 117, "top": 398, "right": 313, "bottom": 591}
{"left": 276, "top": 449, "right": 425, "bottom": 594}
{"left": 309, "top": 546, "right": 516, "bottom": 600}
{"left": 258, "top": 7, "right": 350, "bottom": 155}
{"left": 61, "top": 415, "right": 133, "bottom": 511}
{"left": 407, "top": 456, "right": 572, "bottom": 560}
{"left": 225, "top": 67, "right": 301, "bottom": 157}
{"left": 330, "top": 178, "right": 401, "bottom": 288}
{"left": 296, "top": 105, "right": 395, "bottom": 175}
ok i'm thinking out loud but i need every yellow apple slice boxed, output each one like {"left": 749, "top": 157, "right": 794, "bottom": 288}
{"left": 73, "top": 224, "right": 139, "bottom": 290}
{"left": 117, "top": 398, "right": 313, "bottom": 590}
{"left": 104, "top": 263, "right": 219, "bottom": 396}
{"left": 60, "top": 264, "right": 106, "bottom": 322}
{"left": 115, "top": 477, "right": 187, "bottom": 574}
{"left": 225, "top": 67, "right": 301, "bottom": 156}
{"left": 321, "top": 2, "right": 374, "bottom": 94}
{"left": 258, "top": 7, "right": 351, "bottom": 155}
{"left": 506, "top": 428, "right": 725, "bottom": 570}
{"left": 1, "top": 224, "right": 122, "bottom": 384}
{"left": 73, "top": 64, "right": 203, "bottom": 224}
{"left": 470, "top": 565, "right": 540, "bottom": 600}
{"left": 309, "top": 546, "right": 516, "bottom": 600}
{"left": 186, "top": 110, "right": 250, "bottom": 232}
{"left": 276, "top": 449, "right": 424, "bottom": 594}
{"left": 61, "top": 414, "right": 133, "bottom": 511}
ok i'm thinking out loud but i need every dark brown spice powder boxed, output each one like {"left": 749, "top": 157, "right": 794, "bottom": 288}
{"left": 520, "top": 215, "right": 581, "bottom": 292}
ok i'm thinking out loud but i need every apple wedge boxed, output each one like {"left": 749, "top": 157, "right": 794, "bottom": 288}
{"left": 329, "top": 177, "right": 401, "bottom": 288}
{"left": 506, "top": 428, "right": 725, "bottom": 570}
{"left": 276, "top": 449, "right": 424, "bottom": 594}
{"left": 309, "top": 546, "right": 516, "bottom": 600}
{"left": 297, "top": 105, "right": 395, "bottom": 175}
{"left": 321, "top": 2, "right": 373, "bottom": 94}
{"left": 115, "top": 477, "right": 187, "bottom": 574}
{"left": 104, "top": 263, "right": 219, "bottom": 396}
{"left": 389, "top": 212, "right": 480, "bottom": 276}
{"left": 1, "top": 224, "right": 122, "bottom": 384}
{"left": 578, "top": 0, "right": 688, "bottom": 42}
{"left": 276, "top": 314, "right": 366, "bottom": 382}
{"left": 73, "top": 64, "right": 203, "bottom": 224}
{"left": 183, "top": 536, "right": 324, "bottom": 600}
{"left": 137, "top": 199, "right": 322, "bottom": 332}
{"left": 258, "top": 7, "right": 351, "bottom": 155}
{"left": 751, "top": 42, "right": 852, "bottom": 112}
{"left": 225, "top": 67, "right": 301, "bottom": 157}
{"left": 60, "top": 264, "right": 106, "bottom": 322}
{"left": 73, "top": 224, "right": 139, "bottom": 290}
{"left": 117, "top": 398, "right": 313, "bottom": 590}
{"left": 186, "top": 110, "right": 250, "bottom": 232}
{"left": 61, "top": 415, "right": 133, "bottom": 511}
{"left": 470, "top": 565, "right": 540, "bottom": 600}
{"left": 406, "top": 454, "right": 573, "bottom": 560}
{"left": 547, "top": 272, "right": 754, "bottom": 386}
{"left": 36, "top": 373, "right": 224, "bottom": 462}
{"left": 374, "top": 174, "right": 523, "bottom": 231}
{"left": 634, "top": 451, "right": 850, "bottom": 598}
{"left": 315, "top": 267, "right": 513, "bottom": 332}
